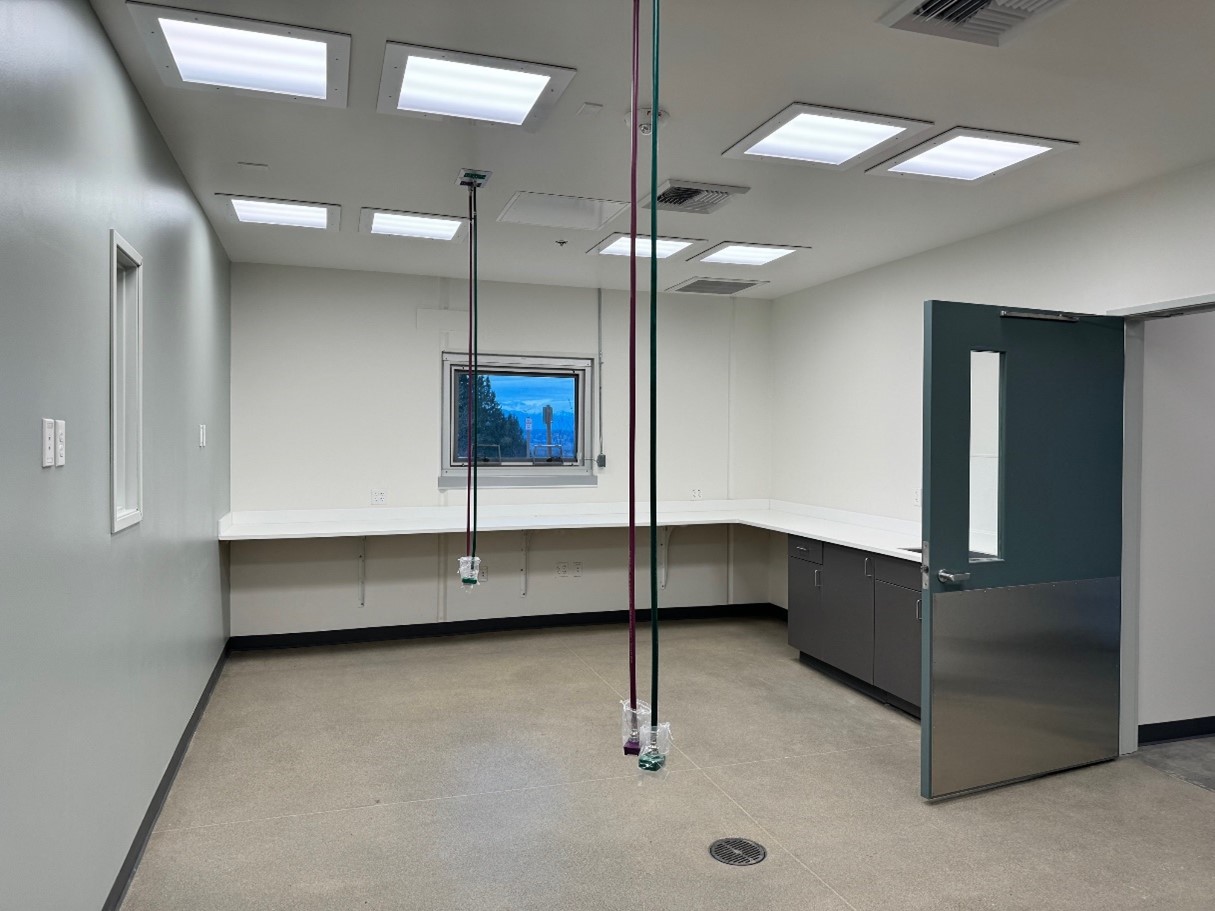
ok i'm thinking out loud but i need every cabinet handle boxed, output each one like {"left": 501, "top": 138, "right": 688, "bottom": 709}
{"left": 814, "top": 569, "right": 821, "bottom": 588}
{"left": 916, "top": 598, "right": 922, "bottom": 621}
{"left": 864, "top": 557, "right": 873, "bottom": 578}
{"left": 795, "top": 545, "right": 808, "bottom": 552}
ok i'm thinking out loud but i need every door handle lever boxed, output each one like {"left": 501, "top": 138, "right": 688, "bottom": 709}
{"left": 937, "top": 569, "right": 971, "bottom": 585}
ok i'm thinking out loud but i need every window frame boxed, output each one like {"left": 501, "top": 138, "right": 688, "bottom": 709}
{"left": 439, "top": 351, "right": 596, "bottom": 488}
{"left": 110, "top": 230, "right": 144, "bottom": 533}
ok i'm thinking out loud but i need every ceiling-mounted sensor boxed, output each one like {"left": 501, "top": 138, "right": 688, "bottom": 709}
{"left": 642, "top": 179, "right": 749, "bottom": 215}
{"left": 880, "top": 0, "right": 1074, "bottom": 47}
{"left": 626, "top": 107, "right": 668, "bottom": 135}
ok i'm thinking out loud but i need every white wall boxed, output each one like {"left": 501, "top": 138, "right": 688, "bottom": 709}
{"left": 0, "top": 2, "right": 231, "bottom": 908}
{"left": 229, "top": 524, "right": 777, "bottom": 636}
{"left": 770, "top": 157, "right": 1215, "bottom": 522}
{"left": 228, "top": 264, "right": 775, "bottom": 632}
{"left": 231, "top": 263, "right": 771, "bottom": 509}
{"left": 1137, "top": 310, "right": 1215, "bottom": 725}
{"left": 769, "top": 158, "right": 1215, "bottom": 730}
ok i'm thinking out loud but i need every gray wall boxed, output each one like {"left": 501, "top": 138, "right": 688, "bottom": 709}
{"left": 0, "top": 2, "right": 230, "bottom": 909}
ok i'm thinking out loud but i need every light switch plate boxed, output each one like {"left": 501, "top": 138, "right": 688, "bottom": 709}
{"left": 199, "top": 424, "right": 207, "bottom": 448}
{"left": 42, "top": 419, "right": 55, "bottom": 467}
{"left": 54, "top": 420, "right": 65, "bottom": 466}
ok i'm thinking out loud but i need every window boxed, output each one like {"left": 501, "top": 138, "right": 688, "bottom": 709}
{"left": 110, "top": 231, "right": 143, "bottom": 532}
{"left": 440, "top": 352, "right": 595, "bottom": 487}
{"left": 969, "top": 350, "right": 1003, "bottom": 560}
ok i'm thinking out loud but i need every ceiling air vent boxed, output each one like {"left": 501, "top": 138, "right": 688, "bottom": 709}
{"left": 643, "top": 180, "right": 749, "bottom": 215}
{"left": 667, "top": 277, "right": 769, "bottom": 296}
{"left": 880, "top": 0, "right": 1073, "bottom": 47}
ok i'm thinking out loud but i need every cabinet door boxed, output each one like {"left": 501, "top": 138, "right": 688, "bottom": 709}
{"left": 787, "top": 557, "right": 823, "bottom": 655}
{"left": 819, "top": 544, "right": 875, "bottom": 683}
{"left": 874, "top": 581, "right": 922, "bottom": 708}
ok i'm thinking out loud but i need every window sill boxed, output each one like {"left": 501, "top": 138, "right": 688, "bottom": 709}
{"left": 437, "top": 472, "right": 598, "bottom": 490}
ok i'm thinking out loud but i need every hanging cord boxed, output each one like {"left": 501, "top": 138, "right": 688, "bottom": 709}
{"left": 465, "top": 187, "right": 475, "bottom": 558}
{"left": 471, "top": 183, "right": 480, "bottom": 559}
{"left": 648, "top": 0, "right": 661, "bottom": 728}
{"left": 627, "top": 0, "right": 641, "bottom": 716}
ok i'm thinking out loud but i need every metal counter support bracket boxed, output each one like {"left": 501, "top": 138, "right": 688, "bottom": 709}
{"left": 358, "top": 536, "right": 366, "bottom": 608}
{"left": 660, "top": 526, "right": 675, "bottom": 589}
{"left": 520, "top": 531, "right": 532, "bottom": 596}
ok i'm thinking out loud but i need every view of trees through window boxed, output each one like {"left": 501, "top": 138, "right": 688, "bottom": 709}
{"left": 455, "top": 371, "right": 578, "bottom": 463}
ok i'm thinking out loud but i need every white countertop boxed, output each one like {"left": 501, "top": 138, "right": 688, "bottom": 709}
{"left": 219, "top": 500, "right": 922, "bottom": 562}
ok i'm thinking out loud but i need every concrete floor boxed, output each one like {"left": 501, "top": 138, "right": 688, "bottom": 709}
{"left": 1136, "top": 735, "right": 1215, "bottom": 792}
{"left": 123, "top": 618, "right": 1215, "bottom": 910}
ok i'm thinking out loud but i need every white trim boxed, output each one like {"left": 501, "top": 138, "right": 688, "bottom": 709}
{"left": 1108, "top": 293, "right": 1215, "bottom": 320}
{"left": 127, "top": 2, "right": 351, "bottom": 108}
{"left": 110, "top": 230, "right": 144, "bottom": 534}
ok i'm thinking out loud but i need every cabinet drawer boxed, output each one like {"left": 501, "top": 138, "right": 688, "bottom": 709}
{"left": 874, "top": 554, "right": 921, "bottom": 590}
{"left": 787, "top": 536, "right": 824, "bottom": 564}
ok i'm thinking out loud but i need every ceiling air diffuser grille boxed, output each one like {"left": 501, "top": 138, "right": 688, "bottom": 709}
{"left": 644, "top": 180, "right": 749, "bottom": 215}
{"left": 667, "top": 277, "right": 769, "bottom": 296}
{"left": 881, "top": 0, "right": 1072, "bottom": 46}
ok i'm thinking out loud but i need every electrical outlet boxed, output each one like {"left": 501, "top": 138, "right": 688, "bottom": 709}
{"left": 556, "top": 562, "right": 568, "bottom": 577}
{"left": 479, "top": 562, "right": 488, "bottom": 582}
{"left": 54, "top": 420, "right": 66, "bottom": 466}
{"left": 691, "top": 488, "right": 703, "bottom": 500}
{"left": 572, "top": 562, "right": 583, "bottom": 578}
{"left": 371, "top": 489, "right": 387, "bottom": 505}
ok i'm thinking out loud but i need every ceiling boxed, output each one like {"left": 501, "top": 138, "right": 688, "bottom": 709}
{"left": 90, "top": 0, "right": 1215, "bottom": 299}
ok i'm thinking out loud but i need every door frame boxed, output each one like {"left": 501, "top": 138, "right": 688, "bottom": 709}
{"left": 1113, "top": 293, "right": 1215, "bottom": 755}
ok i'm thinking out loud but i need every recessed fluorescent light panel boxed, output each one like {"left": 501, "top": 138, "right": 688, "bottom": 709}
{"left": 870, "top": 127, "right": 1076, "bottom": 183}
{"left": 219, "top": 196, "right": 338, "bottom": 230}
{"left": 498, "top": 192, "right": 629, "bottom": 230}
{"left": 694, "top": 242, "right": 806, "bottom": 266}
{"left": 127, "top": 3, "right": 350, "bottom": 106}
{"left": 724, "top": 103, "right": 933, "bottom": 169}
{"left": 378, "top": 43, "right": 576, "bottom": 130}
{"left": 359, "top": 208, "right": 467, "bottom": 241}
{"left": 589, "top": 234, "right": 702, "bottom": 259}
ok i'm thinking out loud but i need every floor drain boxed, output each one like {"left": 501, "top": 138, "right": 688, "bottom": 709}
{"left": 709, "top": 837, "right": 767, "bottom": 866}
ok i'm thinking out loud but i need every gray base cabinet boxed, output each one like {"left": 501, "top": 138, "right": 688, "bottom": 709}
{"left": 787, "top": 554, "right": 822, "bottom": 657}
{"left": 819, "top": 544, "right": 876, "bottom": 684}
{"left": 873, "top": 581, "right": 922, "bottom": 707}
{"left": 788, "top": 536, "right": 922, "bottom": 712}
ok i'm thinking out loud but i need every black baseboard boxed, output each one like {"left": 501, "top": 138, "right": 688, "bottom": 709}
{"left": 229, "top": 603, "right": 785, "bottom": 651}
{"left": 798, "top": 652, "right": 921, "bottom": 720}
{"left": 1139, "top": 716, "right": 1215, "bottom": 745}
{"left": 103, "top": 644, "right": 229, "bottom": 911}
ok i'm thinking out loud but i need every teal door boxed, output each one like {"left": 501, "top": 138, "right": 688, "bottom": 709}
{"left": 921, "top": 301, "right": 1124, "bottom": 799}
